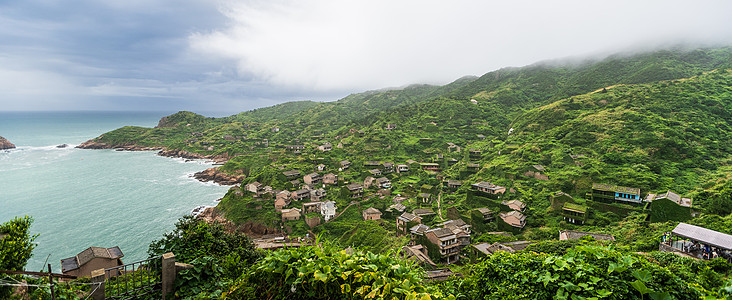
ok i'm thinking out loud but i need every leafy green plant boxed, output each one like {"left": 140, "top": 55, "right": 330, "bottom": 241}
{"left": 225, "top": 241, "right": 453, "bottom": 299}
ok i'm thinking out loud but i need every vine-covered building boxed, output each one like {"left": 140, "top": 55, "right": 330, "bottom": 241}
{"left": 591, "top": 183, "right": 642, "bottom": 205}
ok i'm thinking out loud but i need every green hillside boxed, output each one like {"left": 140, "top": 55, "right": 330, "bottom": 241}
{"left": 65, "top": 46, "right": 732, "bottom": 299}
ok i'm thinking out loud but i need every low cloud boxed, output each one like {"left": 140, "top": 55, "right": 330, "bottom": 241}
{"left": 192, "top": 0, "right": 732, "bottom": 93}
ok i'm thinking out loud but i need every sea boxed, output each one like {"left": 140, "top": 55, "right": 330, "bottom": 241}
{"left": 0, "top": 111, "right": 231, "bottom": 272}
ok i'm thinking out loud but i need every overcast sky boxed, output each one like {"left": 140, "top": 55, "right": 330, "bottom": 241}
{"left": 1, "top": 0, "right": 731, "bottom": 115}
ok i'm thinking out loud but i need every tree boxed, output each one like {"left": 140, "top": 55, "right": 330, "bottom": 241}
{"left": 0, "top": 216, "right": 38, "bottom": 298}
{"left": 0, "top": 216, "right": 38, "bottom": 271}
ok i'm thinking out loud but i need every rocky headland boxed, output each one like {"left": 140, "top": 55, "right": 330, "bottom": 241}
{"left": 193, "top": 167, "right": 246, "bottom": 185}
{"left": 0, "top": 136, "right": 16, "bottom": 150}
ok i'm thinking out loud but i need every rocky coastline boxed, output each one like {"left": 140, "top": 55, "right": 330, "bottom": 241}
{"left": 193, "top": 167, "right": 246, "bottom": 185}
{"left": 0, "top": 136, "right": 16, "bottom": 150}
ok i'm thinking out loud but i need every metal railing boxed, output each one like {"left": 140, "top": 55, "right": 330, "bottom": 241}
{"left": 104, "top": 255, "right": 162, "bottom": 300}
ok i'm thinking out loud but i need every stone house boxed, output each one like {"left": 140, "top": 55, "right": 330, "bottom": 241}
{"left": 281, "top": 208, "right": 301, "bottom": 221}
{"left": 323, "top": 173, "right": 337, "bottom": 185}
{"left": 424, "top": 228, "right": 460, "bottom": 264}
{"left": 471, "top": 181, "right": 506, "bottom": 195}
{"left": 362, "top": 207, "right": 382, "bottom": 221}
{"left": 61, "top": 246, "right": 124, "bottom": 278}
{"left": 303, "top": 173, "right": 321, "bottom": 185}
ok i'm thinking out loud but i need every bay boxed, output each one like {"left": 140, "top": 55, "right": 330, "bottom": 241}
{"left": 0, "top": 111, "right": 230, "bottom": 272}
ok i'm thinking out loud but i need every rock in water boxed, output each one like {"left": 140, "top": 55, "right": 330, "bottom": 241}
{"left": 56, "top": 144, "right": 68, "bottom": 148}
{"left": 0, "top": 136, "right": 16, "bottom": 150}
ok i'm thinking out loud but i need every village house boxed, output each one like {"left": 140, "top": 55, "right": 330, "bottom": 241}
{"left": 424, "top": 228, "right": 461, "bottom": 264}
{"left": 397, "top": 164, "right": 410, "bottom": 173}
{"left": 362, "top": 207, "right": 383, "bottom": 221}
{"left": 292, "top": 189, "right": 311, "bottom": 202}
{"left": 561, "top": 203, "right": 588, "bottom": 224}
{"left": 339, "top": 160, "right": 351, "bottom": 170}
{"left": 289, "top": 179, "right": 302, "bottom": 189}
{"left": 321, "top": 201, "right": 337, "bottom": 221}
{"left": 409, "top": 224, "right": 431, "bottom": 237}
{"left": 645, "top": 190, "right": 692, "bottom": 207}
{"left": 413, "top": 208, "right": 435, "bottom": 217}
{"left": 281, "top": 208, "right": 301, "bottom": 221}
{"left": 386, "top": 123, "right": 397, "bottom": 130}
{"left": 466, "top": 163, "right": 480, "bottom": 172}
{"left": 447, "top": 180, "right": 462, "bottom": 189}
{"left": 469, "top": 149, "right": 482, "bottom": 160}
{"left": 316, "top": 164, "right": 326, "bottom": 172}
{"left": 397, "top": 212, "right": 422, "bottom": 234}
{"left": 439, "top": 219, "right": 472, "bottom": 247}
{"left": 387, "top": 203, "right": 407, "bottom": 214}
{"left": 364, "top": 161, "right": 381, "bottom": 168}
{"left": 419, "top": 193, "right": 432, "bottom": 203}
{"left": 471, "top": 181, "right": 506, "bottom": 195}
{"left": 400, "top": 245, "right": 436, "bottom": 267}
{"left": 369, "top": 169, "right": 382, "bottom": 176}
{"left": 286, "top": 145, "right": 304, "bottom": 153}
{"left": 61, "top": 246, "right": 124, "bottom": 278}
{"left": 382, "top": 162, "right": 394, "bottom": 173}
{"left": 274, "top": 196, "right": 291, "bottom": 211}
{"left": 317, "top": 142, "right": 332, "bottom": 151}
{"left": 283, "top": 170, "right": 301, "bottom": 179}
{"left": 421, "top": 163, "right": 440, "bottom": 172}
{"left": 501, "top": 200, "right": 526, "bottom": 212}
{"left": 376, "top": 177, "right": 391, "bottom": 189}
{"left": 475, "top": 208, "right": 495, "bottom": 221}
{"left": 363, "top": 176, "right": 376, "bottom": 189}
{"left": 591, "top": 183, "right": 643, "bottom": 205}
{"left": 245, "top": 181, "right": 264, "bottom": 196}
{"left": 322, "top": 173, "right": 337, "bottom": 185}
{"left": 499, "top": 211, "right": 526, "bottom": 230}
{"left": 302, "top": 201, "right": 322, "bottom": 213}
{"left": 303, "top": 173, "right": 321, "bottom": 185}
{"left": 310, "top": 188, "right": 327, "bottom": 201}
{"left": 346, "top": 183, "right": 364, "bottom": 198}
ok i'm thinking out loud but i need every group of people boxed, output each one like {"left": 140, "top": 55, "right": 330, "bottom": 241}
{"left": 661, "top": 232, "right": 726, "bottom": 261}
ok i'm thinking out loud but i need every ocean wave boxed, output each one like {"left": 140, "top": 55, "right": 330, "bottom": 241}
{"left": 13, "top": 144, "right": 78, "bottom": 151}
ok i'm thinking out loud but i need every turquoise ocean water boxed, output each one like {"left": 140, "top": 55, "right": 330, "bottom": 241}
{"left": 0, "top": 111, "right": 230, "bottom": 272}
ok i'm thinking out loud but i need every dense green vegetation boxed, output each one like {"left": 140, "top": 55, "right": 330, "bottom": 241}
{"left": 55, "top": 46, "right": 732, "bottom": 299}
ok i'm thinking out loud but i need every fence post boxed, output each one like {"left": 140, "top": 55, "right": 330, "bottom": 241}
{"left": 91, "top": 269, "right": 105, "bottom": 300}
{"left": 161, "top": 252, "right": 176, "bottom": 300}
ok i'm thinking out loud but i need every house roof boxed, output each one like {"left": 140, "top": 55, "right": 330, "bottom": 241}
{"left": 476, "top": 208, "right": 493, "bottom": 215}
{"left": 418, "top": 193, "right": 431, "bottom": 198}
{"left": 305, "top": 172, "right": 319, "bottom": 178}
{"left": 387, "top": 203, "right": 406, "bottom": 212}
{"left": 447, "top": 180, "right": 462, "bottom": 186}
{"left": 401, "top": 246, "right": 436, "bottom": 267}
{"left": 500, "top": 211, "right": 526, "bottom": 228}
{"left": 412, "top": 208, "right": 434, "bottom": 216}
{"left": 61, "top": 246, "right": 124, "bottom": 273}
{"left": 377, "top": 177, "right": 390, "bottom": 183}
{"left": 672, "top": 223, "right": 732, "bottom": 250}
{"left": 426, "top": 228, "right": 457, "bottom": 240}
{"left": 502, "top": 200, "right": 526, "bottom": 210}
{"left": 559, "top": 230, "right": 615, "bottom": 241}
{"left": 562, "top": 202, "right": 587, "bottom": 213}
{"left": 398, "top": 212, "right": 420, "bottom": 222}
{"left": 592, "top": 183, "right": 640, "bottom": 195}
{"left": 346, "top": 183, "right": 362, "bottom": 190}
{"left": 472, "top": 181, "right": 504, "bottom": 190}
{"left": 409, "top": 224, "right": 430, "bottom": 235}
{"left": 283, "top": 170, "right": 301, "bottom": 176}
{"left": 647, "top": 190, "right": 692, "bottom": 207}
{"left": 363, "top": 207, "right": 382, "bottom": 215}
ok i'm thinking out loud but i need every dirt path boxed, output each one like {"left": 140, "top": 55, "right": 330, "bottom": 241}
{"left": 437, "top": 182, "right": 444, "bottom": 220}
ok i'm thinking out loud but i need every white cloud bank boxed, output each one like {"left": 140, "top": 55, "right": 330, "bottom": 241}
{"left": 190, "top": 0, "right": 732, "bottom": 93}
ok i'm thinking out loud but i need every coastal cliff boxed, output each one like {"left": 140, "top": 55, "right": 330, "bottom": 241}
{"left": 0, "top": 136, "right": 16, "bottom": 150}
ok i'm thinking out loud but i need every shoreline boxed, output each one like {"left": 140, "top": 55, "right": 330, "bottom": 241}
{"left": 75, "top": 139, "right": 279, "bottom": 237}
{"left": 76, "top": 141, "right": 245, "bottom": 185}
